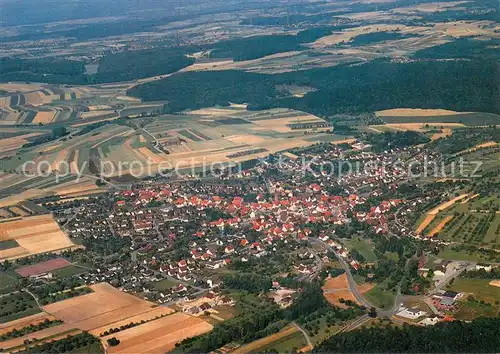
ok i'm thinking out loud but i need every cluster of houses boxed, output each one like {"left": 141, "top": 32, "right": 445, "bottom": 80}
{"left": 44, "top": 142, "right": 436, "bottom": 310}
{"left": 181, "top": 290, "right": 235, "bottom": 316}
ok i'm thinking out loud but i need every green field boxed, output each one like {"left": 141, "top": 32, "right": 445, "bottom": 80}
{"left": 343, "top": 237, "right": 377, "bottom": 262}
{"left": 364, "top": 284, "right": 396, "bottom": 310}
{"left": 0, "top": 239, "right": 19, "bottom": 250}
{"left": 51, "top": 265, "right": 88, "bottom": 278}
{"left": 453, "top": 299, "right": 499, "bottom": 321}
{"left": 437, "top": 246, "right": 500, "bottom": 263}
{"left": 448, "top": 278, "right": 500, "bottom": 303}
{"left": 259, "top": 330, "right": 308, "bottom": 352}
{"left": 0, "top": 273, "right": 19, "bottom": 294}
{"left": 428, "top": 194, "right": 500, "bottom": 246}
{"left": 381, "top": 112, "right": 500, "bottom": 126}
{"left": 0, "top": 292, "right": 41, "bottom": 323}
{"left": 149, "top": 278, "right": 180, "bottom": 291}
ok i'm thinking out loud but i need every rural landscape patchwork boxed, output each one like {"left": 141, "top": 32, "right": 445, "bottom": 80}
{"left": 0, "top": 0, "right": 499, "bottom": 352}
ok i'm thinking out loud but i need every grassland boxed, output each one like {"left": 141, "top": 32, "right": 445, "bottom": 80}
{"left": 0, "top": 292, "right": 41, "bottom": 324}
{"left": 423, "top": 194, "right": 500, "bottom": 247}
{"left": 379, "top": 112, "right": 500, "bottom": 126}
{"left": 448, "top": 278, "right": 500, "bottom": 303}
{"left": 343, "top": 237, "right": 377, "bottom": 262}
{"left": 51, "top": 265, "right": 89, "bottom": 278}
{"left": 149, "top": 278, "right": 180, "bottom": 291}
{"left": 364, "top": 284, "right": 396, "bottom": 310}
{"left": 232, "top": 325, "right": 306, "bottom": 354}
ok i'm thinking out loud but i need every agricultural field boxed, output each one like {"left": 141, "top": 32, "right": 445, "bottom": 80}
{"left": 14, "top": 258, "right": 72, "bottom": 277}
{"left": 0, "top": 214, "right": 78, "bottom": 261}
{"left": 0, "top": 283, "right": 204, "bottom": 353}
{"left": 322, "top": 273, "right": 373, "bottom": 309}
{"left": 102, "top": 312, "right": 213, "bottom": 353}
{"left": 448, "top": 278, "right": 500, "bottom": 304}
{"left": 342, "top": 237, "right": 377, "bottom": 262}
{"left": 377, "top": 111, "right": 500, "bottom": 126}
{"left": 138, "top": 106, "right": 337, "bottom": 172}
{"left": 415, "top": 194, "right": 470, "bottom": 235}
{"left": 421, "top": 194, "right": 500, "bottom": 246}
{"left": 364, "top": 283, "right": 396, "bottom": 310}
{"left": 232, "top": 324, "right": 307, "bottom": 354}
{"left": 447, "top": 278, "right": 500, "bottom": 320}
{"left": 0, "top": 292, "right": 41, "bottom": 324}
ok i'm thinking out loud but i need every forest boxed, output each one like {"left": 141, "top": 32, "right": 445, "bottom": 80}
{"left": 349, "top": 31, "right": 421, "bottom": 46}
{"left": 314, "top": 317, "right": 500, "bottom": 353}
{"left": 0, "top": 47, "right": 195, "bottom": 84}
{"left": 205, "top": 28, "right": 344, "bottom": 61}
{"left": 19, "top": 331, "right": 103, "bottom": 353}
{"left": 129, "top": 59, "right": 500, "bottom": 117}
{"left": 365, "top": 131, "right": 430, "bottom": 152}
{"left": 414, "top": 39, "right": 500, "bottom": 61}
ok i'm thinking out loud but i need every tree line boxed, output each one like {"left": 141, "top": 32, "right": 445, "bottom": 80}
{"left": 129, "top": 59, "right": 500, "bottom": 118}
{"left": 314, "top": 317, "right": 500, "bottom": 353}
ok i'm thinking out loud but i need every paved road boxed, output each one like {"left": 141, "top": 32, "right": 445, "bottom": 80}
{"left": 311, "top": 238, "right": 373, "bottom": 309}
{"left": 430, "top": 262, "right": 475, "bottom": 294}
{"left": 312, "top": 237, "right": 405, "bottom": 319}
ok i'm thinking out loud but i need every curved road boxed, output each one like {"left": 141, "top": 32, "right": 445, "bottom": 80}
{"left": 312, "top": 238, "right": 401, "bottom": 318}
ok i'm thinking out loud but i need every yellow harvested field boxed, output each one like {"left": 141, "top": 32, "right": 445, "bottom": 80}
{"left": 322, "top": 274, "right": 373, "bottom": 308}
{"left": 394, "top": 1, "right": 468, "bottom": 14}
{"left": 70, "top": 149, "right": 80, "bottom": 174}
{"left": 9, "top": 206, "right": 28, "bottom": 216}
{"left": 42, "top": 283, "right": 173, "bottom": 331}
{"left": 0, "top": 214, "right": 76, "bottom": 261}
{"left": 47, "top": 179, "right": 106, "bottom": 197}
{"left": 429, "top": 194, "right": 469, "bottom": 214}
{"left": 488, "top": 280, "right": 500, "bottom": 288}
{"left": 250, "top": 115, "right": 324, "bottom": 133}
{"left": 453, "top": 141, "right": 498, "bottom": 156}
{"left": 116, "top": 95, "right": 142, "bottom": 102}
{"left": 431, "top": 128, "right": 452, "bottom": 141}
{"left": 434, "top": 21, "right": 499, "bottom": 39}
{"left": 376, "top": 108, "right": 467, "bottom": 117}
{"left": 88, "top": 105, "right": 112, "bottom": 111}
{"left": 102, "top": 312, "right": 213, "bottom": 354}
{"left": 71, "top": 116, "right": 118, "bottom": 127}
{"left": 181, "top": 60, "right": 234, "bottom": 72}
{"left": 416, "top": 214, "right": 437, "bottom": 234}
{"left": 50, "top": 149, "right": 70, "bottom": 171}
{"left": 0, "top": 285, "right": 186, "bottom": 352}
{"left": 0, "top": 313, "right": 55, "bottom": 336}
{"left": 188, "top": 106, "right": 246, "bottom": 117}
{"left": 80, "top": 110, "right": 115, "bottom": 119}
{"left": 311, "top": 24, "right": 426, "bottom": 48}
{"left": 224, "top": 134, "right": 267, "bottom": 145}
{"left": 0, "top": 323, "right": 80, "bottom": 350}
{"left": 427, "top": 215, "right": 454, "bottom": 237}
{"left": 138, "top": 147, "right": 166, "bottom": 164}
{"left": 0, "top": 83, "right": 44, "bottom": 92}
{"left": 416, "top": 194, "right": 469, "bottom": 234}
{"left": 232, "top": 325, "right": 298, "bottom": 354}
{"left": 24, "top": 92, "right": 44, "bottom": 106}
{"left": 0, "top": 188, "right": 47, "bottom": 208}
{"left": 32, "top": 110, "right": 57, "bottom": 124}
{"left": 89, "top": 307, "right": 175, "bottom": 336}
{"left": 0, "top": 132, "right": 44, "bottom": 153}
{"left": 331, "top": 138, "right": 357, "bottom": 145}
